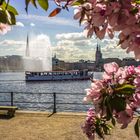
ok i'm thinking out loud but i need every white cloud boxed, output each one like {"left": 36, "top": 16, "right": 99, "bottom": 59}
{"left": 0, "top": 34, "right": 52, "bottom": 57}
{"left": 52, "top": 45, "right": 94, "bottom": 61}
{"left": 56, "top": 32, "right": 85, "bottom": 40}
{"left": 53, "top": 32, "right": 98, "bottom": 61}
{"left": 0, "top": 32, "right": 135, "bottom": 61}
{"left": 53, "top": 32, "right": 135, "bottom": 61}
{"left": 16, "top": 22, "right": 24, "bottom": 27}
{"left": 36, "top": 34, "right": 50, "bottom": 42}
{"left": 56, "top": 32, "right": 97, "bottom": 48}
{"left": 0, "top": 40, "right": 25, "bottom": 46}
{"left": 57, "top": 40, "right": 74, "bottom": 46}
{"left": 0, "top": 39, "right": 25, "bottom": 56}
{"left": 30, "top": 23, "right": 35, "bottom": 27}
{"left": 17, "top": 14, "right": 79, "bottom": 28}
{"left": 101, "top": 43, "right": 134, "bottom": 58}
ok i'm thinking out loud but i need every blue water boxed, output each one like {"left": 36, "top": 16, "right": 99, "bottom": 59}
{"left": 0, "top": 72, "right": 102, "bottom": 112}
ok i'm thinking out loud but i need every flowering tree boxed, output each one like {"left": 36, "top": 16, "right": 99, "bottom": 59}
{"left": 0, "top": 0, "right": 140, "bottom": 58}
{"left": 82, "top": 62, "right": 140, "bottom": 139}
{"left": 0, "top": 0, "right": 140, "bottom": 139}
{"left": 53, "top": 0, "right": 140, "bottom": 59}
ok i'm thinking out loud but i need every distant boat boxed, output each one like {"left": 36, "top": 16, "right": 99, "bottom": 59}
{"left": 25, "top": 69, "right": 91, "bottom": 81}
{"left": 24, "top": 35, "right": 92, "bottom": 81}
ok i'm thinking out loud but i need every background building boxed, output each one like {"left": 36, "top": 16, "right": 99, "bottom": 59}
{"left": 0, "top": 55, "right": 24, "bottom": 72}
{"left": 1, "top": 45, "right": 140, "bottom": 72}
{"left": 95, "top": 44, "right": 103, "bottom": 71}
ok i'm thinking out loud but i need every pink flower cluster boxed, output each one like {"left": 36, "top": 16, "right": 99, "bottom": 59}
{"left": 82, "top": 108, "right": 96, "bottom": 140}
{"left": 83, "top": 62, "right": 140, "bottom": 139}
{"left": 0, "top": 23, "right": 11, "bottom": 35}
{"left": 53, "top": 0, "right": 140, "bottom": 59}
{"left": 73, "top": 0, "right": 140, "bottom": 59}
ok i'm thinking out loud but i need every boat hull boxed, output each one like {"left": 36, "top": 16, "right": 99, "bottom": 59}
{"left": 25, "top": 70, "right": 92, "bottom": 81}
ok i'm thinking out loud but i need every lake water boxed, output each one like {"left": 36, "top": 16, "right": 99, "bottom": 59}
{"left": 0, "top": 72, "right": 102, "bottom": 112}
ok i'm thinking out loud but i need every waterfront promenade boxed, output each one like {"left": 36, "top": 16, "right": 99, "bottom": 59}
{"left": 0, "top": 111, "right": 138, "bottom": 140}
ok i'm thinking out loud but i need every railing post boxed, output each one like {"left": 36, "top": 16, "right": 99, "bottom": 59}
{"left": 53, "top": 92, "right": 56, "bottom": 113}
{"left": 11, "top": 92, "right": 13, "bottom": 106}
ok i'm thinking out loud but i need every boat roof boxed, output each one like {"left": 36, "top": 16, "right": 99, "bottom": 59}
{"left": 25, "top": 69, "right": 88, "bottom": 73}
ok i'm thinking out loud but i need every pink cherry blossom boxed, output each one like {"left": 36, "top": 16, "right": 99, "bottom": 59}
{"left": 102, "top": 72, "right": 112, "bottom": 80}
{"left": 94, "top": 24, "right": 107, "bottom": 39}
{"left": 104, "top": 62, "right": 119, "bottom": 75}
{"left": 135, "top": 66, "right": 140, "bottom": 76}
{"left": 127, "top": 66, "right": 136, "bottom": 75}
{"left": 69, "top": 0, "right": 140, "bottom": 59}
{"left": 74, "top": 9, "right": 81, "bottom": 20}
{"left": 82, "top": 62, "right": 140, "bottom": 139}
{"left": 0, "top": 23, "right": 11, "bottom": 35}
{"left": 134, "top": 77, "right": 140, "bottom": 86}
{"left": 116, "top": 105, "right": 133, "bottom": 129}
{"left": 82, "top": 108, "right": 96, "bottom": 140}
{"left": 91, "top": 80, "right": 103, "bottom": 92}
{"left": 115, "top": 67, "right": 124, "bottom": 78}
{"left": 119, "top": 66, "right": 128, "bottom": 79}
{"left": 87, "top": 108, "right": 95, "bottom": 118}
{"left": 131, "top": 92, "right": 140, "bottom": 108}
{"left": 85, "top": 88, "right": 101, "bottom": 104}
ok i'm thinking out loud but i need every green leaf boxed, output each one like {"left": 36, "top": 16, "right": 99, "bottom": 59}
{"left": 103, "top": 125, "right": 108, "bottom": 134}
{"left": 134, "top": 0, "right": 140, "bottom": 4}
{"left": 7, "top": 5, "right": 18, "bottom": 15}
{"left": 30, "top": 0, "right": 37, "bottom": 8}
{"left": 0, "top": 0, "right": 5, "bottom": 5}
{"left": 25, "top": 0, "right": 37, "bottom": 13}
{"left": 110, "top": 96, "right": 126, "bottom": 112}
{"left": 103, "top": 124, "right": 113, "bottom": 135}
{"left": 104, "top": 96, "right": 113, "bottom": 120}
{"left": 95, "top": 126, "right": 104, "bottom": 139}
{"left": 115, "top": 84, "right": 135, "bottom": 96}
{"left": 0, "top": 1, "right": 18, "bottom": 15}
{"left": 134, "top": 118, "right": 140, "bottom": 138}
{"left": 106, "top": 107, "right": 112, "bottom": 120}
{"left": 130, "top": 8, "right": 139, "bottom": 15}
{"left": 0, "top": 10, "right": 7, "bottom": 23}
{"left": 38, "top": 0, "right": 48, "bottom": 11}
{"left": 3, "top": 3, "right": 18, "bottom": 15}
{"left": 8, "top": 11, "right": 16, "bottom": 25}
{"left": 107, "top": 124, "right": 113, "bottom": 129}
{"left": 25, "top": 0, "right": 30, "bottom": 13}
{"left": 111, "top": 117, "right": 116, "bottom": 126}
{"left": 102, "top": 124, "right": 112, "bottom": 135}
{"left": 72, "top": 0, "right": 86, "bottom": 6}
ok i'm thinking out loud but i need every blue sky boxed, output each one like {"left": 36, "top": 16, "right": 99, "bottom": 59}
{"left": 0, "top": 0, "right": 134, "bottom": 61}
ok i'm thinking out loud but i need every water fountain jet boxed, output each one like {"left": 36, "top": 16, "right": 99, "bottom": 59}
{"left": 24, "top": 34, "right": 52, "bottom": 71}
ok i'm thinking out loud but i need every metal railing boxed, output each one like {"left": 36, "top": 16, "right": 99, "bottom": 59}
{"left": 0, "top": 92, "right": 91, "bottom": 113}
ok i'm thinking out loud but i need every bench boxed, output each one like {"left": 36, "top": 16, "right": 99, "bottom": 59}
{"left": 0, "top": 106, "right": 18, "bottom": 117}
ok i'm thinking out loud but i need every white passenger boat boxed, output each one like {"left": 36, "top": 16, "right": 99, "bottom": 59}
{"left": 25, "top": 69, "right": 91, "bottom": 81}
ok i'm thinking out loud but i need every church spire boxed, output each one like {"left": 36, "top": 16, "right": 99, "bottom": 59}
{"left": 96, "top": 42, "right": 100, "bottom": 52}
{"left": 25, "top": 34, "right": 30, "bottom": 57}
{"left": 95, "top": 42, "right": 102, "bottom": 66}
{"left": 98, "top": 44, "right": 101, "bottom": 51}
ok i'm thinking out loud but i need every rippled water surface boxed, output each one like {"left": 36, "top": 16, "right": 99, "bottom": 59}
{"left": 0, "top": 72, "right": 102, "bottom": 112}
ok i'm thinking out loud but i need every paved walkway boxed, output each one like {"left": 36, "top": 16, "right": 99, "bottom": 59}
{"left": 0, "top": 111, "right": 138, "bottom": 140}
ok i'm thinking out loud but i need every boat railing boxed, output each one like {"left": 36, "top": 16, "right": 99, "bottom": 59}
{"left": 0, "top": 91, "right": 92, "bottom": 113}
{"left": 25, "top": 70, "right": 89, "bottom": 76}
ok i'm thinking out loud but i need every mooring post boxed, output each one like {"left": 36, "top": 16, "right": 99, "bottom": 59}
{"left": 11, "top": 92, "right": 13, "bottom": 106}
{"left": 53, "top": 92, "right": 56, "bottom": 113}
